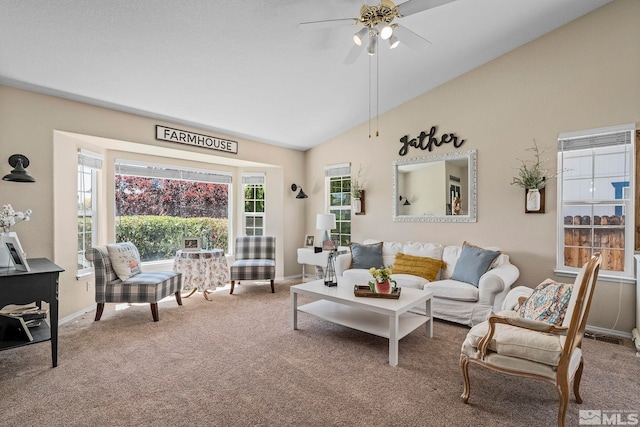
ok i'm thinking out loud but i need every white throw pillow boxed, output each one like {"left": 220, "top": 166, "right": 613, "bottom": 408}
{"left": 106, "top": 242, "right": 142, "bottom": 281}
{"left": 402, "top": 242, "right": 444, "bottom": 260}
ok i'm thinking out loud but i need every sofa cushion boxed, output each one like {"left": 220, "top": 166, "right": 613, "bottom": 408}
{"left": 392, "top": 252, "right": 444, "bottom": 282}
{"left": 402, "top": 242, "right": 444, "bottom": 260}
{"left": 518, "top": 279, "right": 572, "bottom": 326}
{"left": 424, "top": 279, "right": 479, "bottom": 302}
{"left": 363, "top": 239, "right": 399, "bottom": 267}
{"left": 390, "top": 274, "right": 428, "bottom": 290}
{"left": 451, "top": 242, "right": 500, "bottom": 287}
{"left": 106, "top": 242, "right": 142, "bottom": 281}
{"left": 349, "top": 242, "right": 383, "bottom": 269}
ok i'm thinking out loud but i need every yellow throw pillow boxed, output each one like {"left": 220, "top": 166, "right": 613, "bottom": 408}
{"left": 392, "top": 252, "right": 444, "bottom": 282}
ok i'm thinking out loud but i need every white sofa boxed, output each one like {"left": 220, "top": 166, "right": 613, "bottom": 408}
{"left": 335, "top": 239, "right": 520, "bottom": 326}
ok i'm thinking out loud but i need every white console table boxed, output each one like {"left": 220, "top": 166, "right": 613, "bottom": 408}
{"left": 297, "top": 246, "right": 348, "bottom": 281}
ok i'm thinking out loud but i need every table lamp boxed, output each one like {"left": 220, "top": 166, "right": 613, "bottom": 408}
{"left": 316, "top": 213, "right": 336, "bottom": 244}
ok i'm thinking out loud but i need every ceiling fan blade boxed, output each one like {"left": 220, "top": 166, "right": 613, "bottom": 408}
{"left": 343, "top": 42, "right": 365, "bottom": 65}
{"left": 297, "top": 18, "right": 358, "bottom": 31}
{"left": 396, "top": 0, "right": 457, "bottom": 17}
{"left": 393, "top": 25, "right": 432, "bottom": 51}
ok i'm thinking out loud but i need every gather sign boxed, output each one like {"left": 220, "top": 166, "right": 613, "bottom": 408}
{"left": 398, "top": 125, "right": 465, "bottom": 156}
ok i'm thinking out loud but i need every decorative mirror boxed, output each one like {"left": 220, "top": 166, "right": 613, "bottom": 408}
{"left": 393, "top": 150, "right": 477, "bottom": 222}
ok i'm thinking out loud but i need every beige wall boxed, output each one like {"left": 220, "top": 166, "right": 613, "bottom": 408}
{"left": 0, "top": 86, "right": 306, "bottom": 319}
{"left": 305, "top": 0, "right": 640, "bottom": 333}
{"left": 0, "top": 0, "right": 638, "bottom": 333}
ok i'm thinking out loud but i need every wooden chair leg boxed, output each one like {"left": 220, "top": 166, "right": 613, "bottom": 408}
{"left": 175, "top": 291, "right": 183, "bottom": 306}
{"left": 459, "top": 353, "right": 471, "bottom": 403}
{"left": 270, "top": 279, "right": 275, "bottom": 293}
{"left": 94, "top": 303, "right": 105, "bottom": 321}
{"left": 557, "top": 376, "right": 570, "bottom": 427}
{"left": 573, "top": 360, "right": 584, "bottom": 404}
{"left": 230, "top": 281, "right": 236, "bottom": 294}
{"left": 150, "top": 303, "right": 159, "bottom": 322}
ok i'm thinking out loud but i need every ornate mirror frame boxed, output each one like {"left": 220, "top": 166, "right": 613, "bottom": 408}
{"left": 393, "top": 150, "right": 477, "bottom": 223}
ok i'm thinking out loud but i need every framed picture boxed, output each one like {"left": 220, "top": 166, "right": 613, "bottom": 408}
{"left": 182, "top": 237, "right": 201, "bottom": 251}
{"left": 322, "top": 240, "right": 337, "bottom": 251}
{"left": 304, "top": 234, "right": 315, "bottom": 247}
{"left": 2, "top": 234, "right": 30, "bottom": 272}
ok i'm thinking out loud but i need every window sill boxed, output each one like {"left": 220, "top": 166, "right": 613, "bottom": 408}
{"left": 76, "top": 271, "right": 93, "bottom": 280}
{"left": 554, "top": 269, "right": 635, "bottom": 284}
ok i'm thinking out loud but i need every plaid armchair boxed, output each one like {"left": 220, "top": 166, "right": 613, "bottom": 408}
{"left": 86, "top": 245, "right": 182, "bottom": 322}
{"left": 229, "top": 236, "right": 276, "bottom": 294}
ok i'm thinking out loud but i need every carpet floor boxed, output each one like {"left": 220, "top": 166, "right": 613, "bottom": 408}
{"left": 0, "top": 279, "right": 638, "bottom": 427}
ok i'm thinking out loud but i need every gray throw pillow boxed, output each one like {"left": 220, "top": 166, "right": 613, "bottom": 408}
{"left": 350, "top": 242, "right": 383, "bottom": 270}
{"left": 450, "top": 242, "right": 500, "bottom": 287}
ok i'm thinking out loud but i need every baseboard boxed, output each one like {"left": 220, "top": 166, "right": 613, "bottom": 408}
{"left": 61, "top": 276, "right": 304, "bottom": 324}
{"left": 585, "top": 324, "right": 632, "bottom": 340}
{"left": 59, "top": 305, "right": 96, "bottom": 325}
{"left": 632, "top": 328, "right": 640, "bottom": 351}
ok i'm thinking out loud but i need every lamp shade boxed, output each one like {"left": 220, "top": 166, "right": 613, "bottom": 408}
{"left": 316, "top": 213, "right": 336, "bottom": 244}
{"left": 316, "top": 213, "right": 336, "bottom": 231}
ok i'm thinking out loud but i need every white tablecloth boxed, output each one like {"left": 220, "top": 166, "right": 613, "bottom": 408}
{"left": 173, "top": 249, "right": 230, "bottom": 292}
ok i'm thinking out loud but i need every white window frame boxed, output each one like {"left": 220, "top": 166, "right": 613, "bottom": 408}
{"left": 242, "top": 174, "right": 265, "bottom": 236}
{"left": 114, "top": 159, "right": 232, "bottom": 262}
{"left": 556, "top": 123, "right": 636, "bottom": 282}
{"left": 77, "top": 150, "right": 102, "bottom": 278}
{"left": 325, "top": 163, "right": 352, "bottom": 246}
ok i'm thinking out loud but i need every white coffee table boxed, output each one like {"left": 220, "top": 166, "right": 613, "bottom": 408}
{"left": 291, "top": 277, "right": 433, "bottom": 366}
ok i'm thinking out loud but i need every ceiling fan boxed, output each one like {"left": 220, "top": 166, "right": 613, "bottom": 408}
{"left": 298, "top": 0, "right": 457, "bottom": 64}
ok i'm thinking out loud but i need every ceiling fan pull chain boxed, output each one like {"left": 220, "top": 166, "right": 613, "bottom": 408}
{"left": 376, "top": 48, "right": 380, "bottom": 137}
{"left": 368, "top": 51, "right": 372, "bottom": 139}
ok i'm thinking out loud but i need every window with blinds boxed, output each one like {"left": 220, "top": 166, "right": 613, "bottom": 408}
{"left": 557, "top": 124, "right": 635, "bottom": 280}
{"left": 77, "top": 150, "right": 102, "bottom": 273}
{"left": 242, "top": 174, "right": 265, "bottom": 236}
{"left": 325, "top": 163, "right": 352, "bottom": 246}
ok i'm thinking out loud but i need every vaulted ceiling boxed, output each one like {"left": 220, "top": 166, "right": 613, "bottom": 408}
{"left": 0, "top": 0, "right": 611, "bottom": 150}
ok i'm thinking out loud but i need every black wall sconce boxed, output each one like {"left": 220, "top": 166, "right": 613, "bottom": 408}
{"left": 291, "top": 183, "right": 308, "bottom": 199}
{"left": 399, "top": 196, "right": 410, "bottom": 206}
{"left": 2, "top": 154, "right": 35, "bottom": 183}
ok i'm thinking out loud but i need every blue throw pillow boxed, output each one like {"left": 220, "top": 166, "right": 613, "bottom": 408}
{"left": 450, "top": 242, "right": 500, "bottom": 287}
{"left": 350, "top": 242, "right": 383, "bottom": 270}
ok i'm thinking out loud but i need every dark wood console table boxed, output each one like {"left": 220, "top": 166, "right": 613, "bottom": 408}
{"left": 0, "top": 258, "right": 64, "bottom": 367}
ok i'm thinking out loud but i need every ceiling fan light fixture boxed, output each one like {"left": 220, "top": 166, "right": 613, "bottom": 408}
{"left": 353, "top": 26, "right": 368, "bottom": 46}
{"left": 388, "top": 34, "right": 399, "bottom": 49}
{"left": 378, "top": 23, "right": 393, "bottom": 40}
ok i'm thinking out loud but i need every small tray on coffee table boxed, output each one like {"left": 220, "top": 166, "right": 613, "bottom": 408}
{"left": 353, "top": 285, "right": 401, "bottom": 299}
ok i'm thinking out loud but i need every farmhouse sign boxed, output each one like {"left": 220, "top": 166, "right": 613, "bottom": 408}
{"left": 156, "top": 125, "right": 238, "bottom": 154}
{"left": 398, "top": 125, "right": 465, "bottom": 156}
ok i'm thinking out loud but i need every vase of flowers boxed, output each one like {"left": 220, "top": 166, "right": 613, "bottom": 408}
{"left": 351, "top": 164, "right": 365, "bottom": 214}
{"left": 0, "top": 204, "right": 32, "bottom": 234}
{"left": 526, "top": 189, "right": 540, "bottom": 211}
{"left": 368, "top": 266, "right": 397, "bottom": 294}
{"left": 0, "top": 204, "right": 32, "bottom": 268}
{"left": 511, "top": 140, "right": 561, "bottom": 212}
